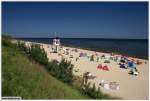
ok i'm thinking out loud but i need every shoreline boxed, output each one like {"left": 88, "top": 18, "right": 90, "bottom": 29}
{"left": 14, "top": 39, "right": 149, "bottom": 99}
{"left": 14, "top": 39, "right": 148, "bottom": 61}
{"left": 61, "top": 44, "right": 148, "bottom": 60}
{"left": 15, "top": 38, "right": 148, "bottom": 60}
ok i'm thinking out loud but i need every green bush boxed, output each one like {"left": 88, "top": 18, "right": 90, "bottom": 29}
{"left": 30, "top": 44, "right": 48, "bottom": 65}
{"left": 58, "top": 59, "right": 74, "bottom": 84}
{"left": 46, "top": 61, "right": 60, "bottom": 78}
{"left": 2, "top": 35, "right": 12, "bottom": 46}
{"left": 16, "top": 41, "right": 74, "bottom": 84}
{"left": 46, "top": 59, "right": 74, "bottom": 84}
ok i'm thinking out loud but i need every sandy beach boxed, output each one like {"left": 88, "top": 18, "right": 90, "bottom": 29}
{"left": 24, "top": 41, "right": 149, "bottom": 100}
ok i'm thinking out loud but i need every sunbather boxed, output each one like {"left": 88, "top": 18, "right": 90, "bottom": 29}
{"left": 128, "top": 60, "right": 139, "bottom": 75}
{"left": 101, "top": 54, "right": 105, "bottom": 59}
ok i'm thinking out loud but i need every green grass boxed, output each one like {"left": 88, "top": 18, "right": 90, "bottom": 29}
{"left": 2, "top": 45, "right": 89, "bottom": 99}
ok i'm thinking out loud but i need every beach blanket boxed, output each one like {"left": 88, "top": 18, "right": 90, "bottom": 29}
{"left": 100, "top": 80, "right": 119, "bottom": 90}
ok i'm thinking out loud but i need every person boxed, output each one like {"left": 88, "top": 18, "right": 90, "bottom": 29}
{"left": 119, "top": 62, "right": 126, "bottom": 69}
{"left": 90, "top": 55, "right": 94, "bottom": 61}
{"left": 101, "top": 54, "right": 105, "bottom": 59}
{"left": 96, "top": 56, "right": 100, "bottom": 62}
{"left": 76, "top": 57, "right": 79, "bottom": 61}
{"left": 105, "top": 54, "right": 110, "bottom": 60}
{"left": 87, "top": 72, "right": 92, "bottom": 77}
{"left": 128, "top": 60, "right": 138, "bottom": 75}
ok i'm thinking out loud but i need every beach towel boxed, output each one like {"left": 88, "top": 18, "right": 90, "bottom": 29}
{"left": 109, "top": 82, "right": 119, "bottom": 90}
{"left": 100, "top": 80, "right": 119, "bottom": 90}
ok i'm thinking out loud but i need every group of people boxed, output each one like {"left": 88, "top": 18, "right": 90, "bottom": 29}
{"left": 96, "top": 53, "right": 140, "bottom": 75}
{"left": 51, "top": 37, "right": 142, "bottom": 76}
{"left": 79, "top": 52, "right": 140, "bottom": 75}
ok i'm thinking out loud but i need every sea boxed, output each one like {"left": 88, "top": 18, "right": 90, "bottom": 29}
{"left": 17, "top": 38, "right": 148, "bottom": 59}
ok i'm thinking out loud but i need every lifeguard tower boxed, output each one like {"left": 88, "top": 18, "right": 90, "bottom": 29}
{"left": 52, "top": 33, "right": 60, "bottom": 53}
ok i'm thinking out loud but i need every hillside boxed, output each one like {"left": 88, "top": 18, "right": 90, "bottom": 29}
{"left": 2, "top": 45, "right": 89, "bottom": 99}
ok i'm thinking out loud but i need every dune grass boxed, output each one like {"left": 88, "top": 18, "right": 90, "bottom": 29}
{"left": 2, "top": 45, "right": 89, "bottom": 99}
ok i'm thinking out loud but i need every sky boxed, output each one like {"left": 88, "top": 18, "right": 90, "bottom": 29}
{"left": 2, "top": 2, "right": 148, "bottom": 39}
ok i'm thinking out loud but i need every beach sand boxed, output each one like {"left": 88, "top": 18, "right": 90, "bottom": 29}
{"left": 24, "top": 41, "right": 149, "bottom": 100}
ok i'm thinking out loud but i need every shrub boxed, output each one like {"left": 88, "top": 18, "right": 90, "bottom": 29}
{"left": 58, "top": 59, "right": 74, "bottom": 84}
{"left": 46, "top": 61, "right": 60, "bottom": 78}
{"left": 17, "top": 41, "right": 30, "bottom": 54}
{"left": 16, "top": 41, "right": 74, "bottom": 84}
{"left": 82, "top": 82, "right": 113, "bottom": 99}
{"left": 46, "top": 59, "right": 74, "bottom": 84}
{"left": 2, "top": 35, "right": 12, "bottom": 46}
{"left": 29, "top": 44, "right": 48, "bottom": 65}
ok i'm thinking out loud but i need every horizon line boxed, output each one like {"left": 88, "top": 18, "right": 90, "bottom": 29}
{"left": 14, "top": 37, "right": 148, "bottom": 40}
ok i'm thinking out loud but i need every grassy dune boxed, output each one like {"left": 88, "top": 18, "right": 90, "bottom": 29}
{"left": 2, "top": 45, "right": 89, "bottom": 99}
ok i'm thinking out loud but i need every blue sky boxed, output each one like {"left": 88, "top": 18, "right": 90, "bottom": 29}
{"left": 2, "top": 2, "right": 148, "bottom": 39}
